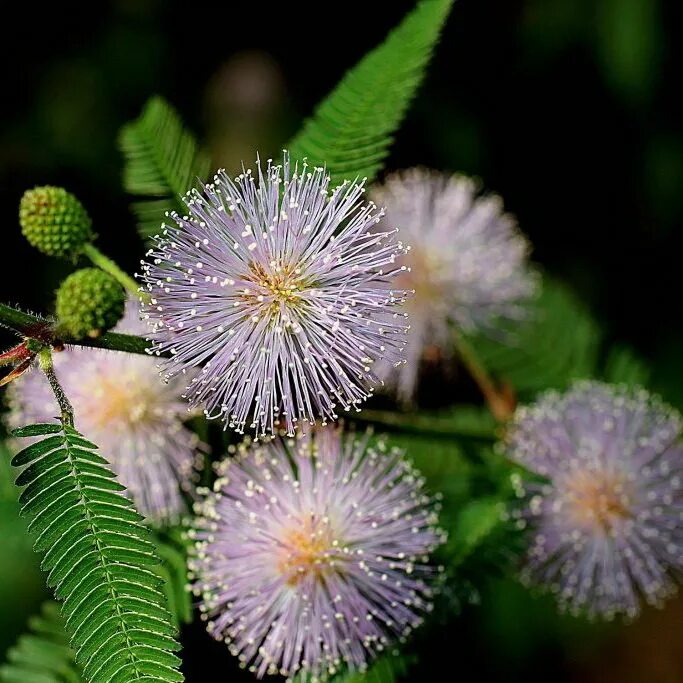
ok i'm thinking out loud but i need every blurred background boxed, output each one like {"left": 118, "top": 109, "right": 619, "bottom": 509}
{"left": 1, "top": 0, "right": 681, "bottom": 681}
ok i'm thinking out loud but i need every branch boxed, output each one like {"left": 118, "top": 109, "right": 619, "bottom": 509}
{"left": 352, "top": 408, "right": 498, "bottom": 442}
{"left": 37, "top": 348, "right": 74, "bottom": 427}
{"left": 0, "top": 302, "right": 163, "bottom": 357}
{"left": 0, "top": 303, "right": 52, "bottom": 339}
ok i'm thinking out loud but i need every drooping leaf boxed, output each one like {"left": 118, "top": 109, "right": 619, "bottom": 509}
{"left": 0, "top": 602, "right": 83, "bottom": 683}
{"left": 119, "top": 96, "right": 210, "bottom": 240}
{"left": 288, "top": 0, "right": 453, "bottom": 187}
{"left": 11, "top": 423, "right": 183, "bottom": 683}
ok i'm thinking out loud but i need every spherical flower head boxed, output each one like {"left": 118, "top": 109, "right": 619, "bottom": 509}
{"left": 7, "top": 301, "right": 201, "bottom": 523}
{"left": 372, "top": 169, "right": 538, "bottom": 402}
{"left": 20, "top": 186, "right": 93, "bottom": 259}
{"left": 505, "top": 381, "right": 683, "bottom": 619}
{"left": 56, "top": 268, "right": 126, "bottom": 339}
{"left": 140, "top": 154, "right": 410, "bottom": 437}
{"left": 190, "top": 427, "right": 443, "bottom": 680}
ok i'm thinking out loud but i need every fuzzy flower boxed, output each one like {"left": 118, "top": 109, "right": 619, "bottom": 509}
{"left": 506, "top": 381, "right": 683, "bottom": 619}
{"left": 7, "top": 302, "right": 201, "bottom": 523}
{"left": 189, "top": 427, "right": 443, "bottom": 680}
{"left": 140, "top": 154, "right": 410, "bottom": 437}
{"left": 372, "top": 169, "right": 537, "bottom": 402}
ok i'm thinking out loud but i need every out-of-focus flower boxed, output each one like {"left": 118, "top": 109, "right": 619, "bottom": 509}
{"left": 506, "top": 381, "right": 683, "bottom": 619}
{"left": 140, "top": 154, "right": 410, "bottom": 437}
{"left": 189, "top": 426, "right": 443, "bottom": 679}
{"left": 372, "top": 169, "right": 537, "bottom": 402}
{"left": 7, "top": 302, "right": 201, "bottom": 523}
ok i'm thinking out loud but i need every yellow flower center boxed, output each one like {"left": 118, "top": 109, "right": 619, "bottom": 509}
{"left": 80, "top": 369, "right": 158, "bottom": 431}
{"left": 277, "top": 517, "right": 338, "bottom": 586}
{"left": 397, "top": 245, "right": 447, "bottom": 308}
{"left": 562, "top": 467, "right": 632, "bottom": 532}
{"left": 243, "top": 261, "right": 308, "bottom": 318}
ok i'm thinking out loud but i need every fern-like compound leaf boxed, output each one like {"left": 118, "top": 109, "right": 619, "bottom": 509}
{"left": 119, "top": 96, "right": 210, "bottom": 240}
{"left": 471, "top": 279, "right": 602, "bottom": 399}
{"left": 11, "top": 423, "right": 184, "bottom": 683}
{"left": 288, "top": 0, "right": 453, "bottom": 187}
{"left": 0, "top": 601, "right": 83, "bottom": 683}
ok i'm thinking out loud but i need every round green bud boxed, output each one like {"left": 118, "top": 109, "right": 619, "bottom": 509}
{"left": 20, "top": 186, "right": 93, "bottom": 259}
{"left": 56, "top": 268, "right": 125, "bottom": 339}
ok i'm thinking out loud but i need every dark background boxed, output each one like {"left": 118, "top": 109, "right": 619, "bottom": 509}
{"left": 1, "top": 1, "right": 681, "bottom": 681}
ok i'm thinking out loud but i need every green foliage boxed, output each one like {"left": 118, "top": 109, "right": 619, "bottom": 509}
{"left": 0, "top": 602, "right": 83, "bottom": 683}
{"left": 292, "top": 653, "right": 412, "bottom": 683}
{"left": 335, "top": 654, "right": 412, "bottom": 683}
{"left": 119, "top": 96, "right": 210, "bottom": 240}
{"left": 288, "top": 0, "right": 453, "bottom": 187}
{"left": 19, "top": 186, "right": 93, "bottom": 260}
{"left": 151, "top": 529, "right": 192, "bottom": 629}
{"left": 596, "top": 0, "right": 662, "bottom": 105}
{"left": 387, "top": 419, "right": 521, "bottom": 613}
{"left": 446, "top": 497, "right": 504, "bottom": 565}
{"left": 472, "top": 279, "right": 602, "bottom": 400}
{"left": 0, "top": 442, "right": 46, "bottom": 656}
{"left": 11, "top": 423, "right": 183, "bottom": 683}
{"left": 602, "top": 344, "right": 651, "bottom": 386}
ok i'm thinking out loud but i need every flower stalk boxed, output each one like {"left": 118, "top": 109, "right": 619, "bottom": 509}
{"left": 82, "top": 243, "right": 141, "bottom": 298}
{"left": 37, "top": 347, "right": 74, "bottom": 427}
{"left": 453, "top": 331, "right": 516, "bottom": 422}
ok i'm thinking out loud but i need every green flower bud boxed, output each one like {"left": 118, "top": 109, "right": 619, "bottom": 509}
{"left": 56, "top": 268, "right": 125, "bottom": 339}
{"left": 20, "top": 186, "right": 93, "bottom": 259}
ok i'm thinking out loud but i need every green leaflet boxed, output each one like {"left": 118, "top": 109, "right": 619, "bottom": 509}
{"left": 119, "top": 96, "right": 210, "bottom": 240}
{"left": 288, "top": 0, "right": 453, "bottom": 187}
{"left": 0, "top": 602, "right": 83, "bottom": 683}
{"left": 445, "top": 497, "right": 505, "bottom": 565}
{"left": 11, "top": 423, "right": 183, "bottom": 683}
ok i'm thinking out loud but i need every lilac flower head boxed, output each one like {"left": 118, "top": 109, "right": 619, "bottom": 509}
{"left": 506, "top": 381, "right": 683, "bottom": 619}
{"left": 7, "top": 301, "right": 200, "bottom": 523}
{"left": 372, "top": 169, "right": 537, "bottom": 402}
{"left": 189, "top": 427, "right": 443, "bottom": 679}
{"left": 140, "top": 154, "right": 410, "bottom": 437}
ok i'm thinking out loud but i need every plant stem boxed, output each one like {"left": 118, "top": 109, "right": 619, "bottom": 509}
{"left": 453, "top": 332, "right": 514, "bottom": 422}
{"left": 0, "top": 302, "right": 163, "bottom": 358}
{"left": 82, "top": 243, "right": 141, "bottom": 298}
{"left": 0, "top": 303, "right": 51, "bottom": 338}
{"left": 352, "top": 409, "right": 497, "bottom": 441}
{"left": 37, "top": 348, "right": 74, "bottom": 427}
{"left": 84, "top": 331, "right": 154, "bottom": 356}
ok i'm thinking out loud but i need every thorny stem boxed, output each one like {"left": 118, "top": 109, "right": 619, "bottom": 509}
{"left": 82, "top": 243, "right": 143, "bottom": 299}
{"left": 0, "top": 303, "right": 162, "bottom": 358}
{"left": 0, "top": 303, "right": 51, "bottom": 338}
{"left": 37, "top": 348, "right": 74, "bottom": 428}
{"left": 453, "top": 331, "right": 515, "bottom": 422}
